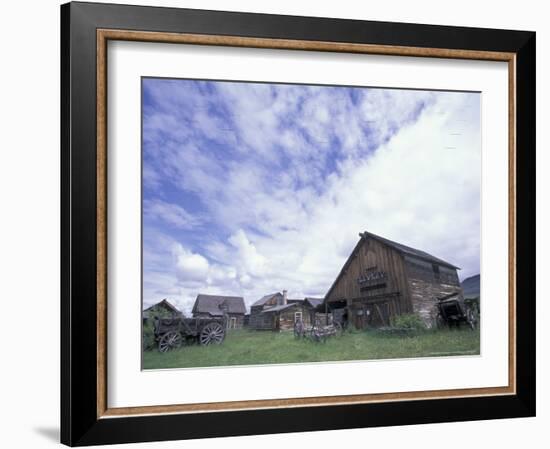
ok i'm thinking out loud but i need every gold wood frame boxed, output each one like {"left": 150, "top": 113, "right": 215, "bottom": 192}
{"left": 96, "top": 29, "right": 516, "bottom": 419}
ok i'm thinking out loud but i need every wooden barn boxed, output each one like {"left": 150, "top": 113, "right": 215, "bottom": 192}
{"left": 192, "top": 294, "right": 247, "bottom": 329}
{"left": 249, "top": 291, "right": 315, "bottom": 331}
{"left": 324, "top": 231, "right": 463, "bottom": 328}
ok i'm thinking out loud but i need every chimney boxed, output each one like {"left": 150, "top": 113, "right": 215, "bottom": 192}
{"left": 282, "top": 290, "right": 288, "bottom": 305}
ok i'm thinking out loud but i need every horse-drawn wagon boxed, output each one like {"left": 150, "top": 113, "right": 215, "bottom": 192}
{"left": 294, "top": 319, "right": 343, "bottom": 342}
{"left": 153, "top": 316, "right": 226, "bottom": 352}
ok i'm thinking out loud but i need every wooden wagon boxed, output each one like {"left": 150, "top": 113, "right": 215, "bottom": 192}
{"left": 435, "top": 292, "right": 478, "bottom": 330}
{"left": 153, "top": 316, "right": 226, "bottom": 352}
{"left": 294, "top": 319, "right": 343, "bottom": 342}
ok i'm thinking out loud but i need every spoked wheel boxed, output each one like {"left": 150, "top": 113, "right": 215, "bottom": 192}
{"left": 158, "top": 331, "right": 183, "bottom": 353}
{"left": 435, "top": 313, "right": 446, "bottom": 330}
{"left": 466, "top": 307, "right": 478, "bottom": 330}
{"left": 294, "top": 321, "right": 304, "bottom": 339}
{"left": 310, "top": 327, "right": 325, "bottom": 343}
{"left": 199, "top": 322, "right": 225, "bottom": 345}
{"left": 333, "top": 322, "right": 343, "bottom": 336}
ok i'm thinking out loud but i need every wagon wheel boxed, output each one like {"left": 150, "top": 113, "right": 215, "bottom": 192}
{"left": 435, "top": 313, "right": 446, "bottom": 330}
{"left": 158, "top": 331, "right": 183, "bottom": 353}
{"left": 310, "top": 326, "right": 323, "bottom": 343}
{"left": 294, "top": 320, "right": 304, "bottom": 339}
{"left": 466, "top": 307, "right": 478, "bottom": 330}
{"left": 308, "top": 327, "right": 316, "bottom": 342}
{"left": 199, "top": 322, "right": 225, "bottom": 345}
{"left": 333, "top": 321, "right": 343, "bottom": 336}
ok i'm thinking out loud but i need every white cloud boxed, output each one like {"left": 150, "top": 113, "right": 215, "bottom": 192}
{"left": 144, "top": 199, "right": 202, "bottom": 229}
{"left": 172, "top": 243, "right": 210, "bottom": 282}
{"left": 228, "top": 229, "right": 269, "bottom": 277}
{"left": 142, "top": 83, "right": 480, "bottom": 314}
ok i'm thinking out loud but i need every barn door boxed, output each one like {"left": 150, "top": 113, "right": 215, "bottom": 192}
{"left": 353, "top": 306, "right": 367, "bottom": 329}
{"left": 370, "top": 301, "right": 391, "bottom": 327}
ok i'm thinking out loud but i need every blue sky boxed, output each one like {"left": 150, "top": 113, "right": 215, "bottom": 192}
{"left": 142, "top": 78, "right": 481, "bottom": 313}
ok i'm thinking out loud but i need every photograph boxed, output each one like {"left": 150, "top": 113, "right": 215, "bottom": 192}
{"left": 57, "top": 1, "right": 536, "bottom": 445}
{"left": 141, "top": 77, "right": 481, "bottom": 369}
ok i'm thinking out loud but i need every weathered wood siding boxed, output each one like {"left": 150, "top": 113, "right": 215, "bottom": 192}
{"left": 326, "top": 237, "right": 412, "bottom": 315}
{"left": 225, "top": 313, "right": 245, "bottom": 329}
{"left": 249, "top": 305, "right": 275, "bottom": 330}
{"left": 193, "top": 312, "right": 245, "bottom": 329}
{"left": 404, "top": 256, "right": 462, "bottom": 326}
{"left": 278, "top": 305, "right": 312, "bottom": 331}
{"left": 249, "top": 304, "right": 314, "bottom": 331}
{"left": 314, "top": 312, "right": 333, "bottom": 326}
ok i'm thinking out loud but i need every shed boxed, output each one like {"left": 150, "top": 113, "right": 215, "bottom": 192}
{"left": 192, "top": 294, "right": 246, "bottom": 329}
{"left": 249, "top": 290, "right": 317, "bottom": 331}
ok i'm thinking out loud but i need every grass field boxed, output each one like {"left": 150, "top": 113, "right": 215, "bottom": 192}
{"left": 142, "top": 327, "right": 480, "bottom": 370}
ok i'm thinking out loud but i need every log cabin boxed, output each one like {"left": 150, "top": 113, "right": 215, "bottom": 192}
{"left": 192, "top": 294, "right": 247, "bottom": 329}
{"left": 249, "top": 291, "right": 316, "bottom": 331}
{"left": 324, "top": 231, "right": 463, "bottom": 328}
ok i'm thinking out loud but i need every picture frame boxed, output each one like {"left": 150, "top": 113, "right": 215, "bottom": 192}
{"left": 60, "top": 1, "right": 536, "bottom": 446}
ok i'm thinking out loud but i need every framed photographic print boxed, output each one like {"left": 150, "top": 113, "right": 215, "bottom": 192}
{"left": 60, "top": 1, "right": 536, "bottom": 446}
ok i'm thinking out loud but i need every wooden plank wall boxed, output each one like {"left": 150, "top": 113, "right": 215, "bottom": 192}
{"left": 278, "top": 305, "right": 312, "bottom": 331}
{"left": 249, "top": 305, "right": 315, "bottom": 331}
{"left": 404, "top": 258, "right": 463, "bottom": 326}
{"left": 249, "top": 307, "right": 275, "bottom": 330}
{"left": 326, "top": 237, "right": 412, "bottom": 314}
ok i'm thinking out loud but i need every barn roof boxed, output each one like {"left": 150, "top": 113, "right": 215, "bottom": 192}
{"left": 361, "top": 231, "right": 460, "bottom": 270}
{"left": 192, "top": 294, "right": 246, "bottom": 316}
{"left": 251, "top": 292, "right": 281, "bottom": 307}
{"left": 324, "top": 231, "right": 460, "bottom": 301}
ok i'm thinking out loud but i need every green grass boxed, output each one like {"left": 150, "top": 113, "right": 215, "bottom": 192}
{"left": 142, "top": 327, "right": 480, "bottom": 370}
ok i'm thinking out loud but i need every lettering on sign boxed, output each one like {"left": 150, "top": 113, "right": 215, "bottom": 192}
{"left": 357, "top": 268, "right": 387, "bottom": 291}
{"left": 357, "top": 270, "right": 387, "bottom": 284}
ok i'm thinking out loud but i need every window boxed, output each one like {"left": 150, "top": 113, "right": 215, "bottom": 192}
{"left": 227, "top": 317, "right": 237, "bottom": 329}
{"left": 294, "top": 311, "right": 303, "bottom": 323}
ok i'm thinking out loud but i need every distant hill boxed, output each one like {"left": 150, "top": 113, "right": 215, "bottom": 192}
{"left": 461, "top": 274, "right": 480, "bottom": 299}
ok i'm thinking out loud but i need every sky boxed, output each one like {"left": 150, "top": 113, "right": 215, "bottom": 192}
{"left": 142, "top": 78, "right": 481, "bottom": 314}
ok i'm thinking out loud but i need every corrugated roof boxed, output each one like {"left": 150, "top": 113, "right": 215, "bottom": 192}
{"left": 192, "top": 294, "right": 246, "bottom": 316}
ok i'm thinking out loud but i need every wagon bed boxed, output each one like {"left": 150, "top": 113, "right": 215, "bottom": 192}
{"left": 153, "top": 316, "right": 226, "bottom": 352}
{"left": 435, "top": 292, "right": 478, "bottom": 330}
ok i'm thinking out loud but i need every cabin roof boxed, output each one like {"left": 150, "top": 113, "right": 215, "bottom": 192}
{"left": 260, "top": 303, "right": 298, "bottom": 314}
{"left": 324, "top": 231, "right": 460, "bottom": 301}
{"left": 143, "top": 298, "right": 180, "bottom": 314}
{"left": 192, "top": 294, "right": 246, "bottom": 316}
{"left": 251, "top": 292, "right": 281, "bottom": 307}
